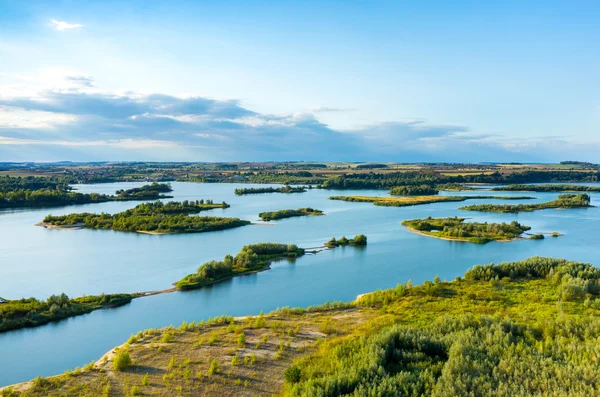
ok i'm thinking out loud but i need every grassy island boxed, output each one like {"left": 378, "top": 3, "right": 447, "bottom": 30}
{"left": 8, "top": 257, "right": 600, "bottom": 397}
{"left": 492, "top": 184, "right": 600, "bottom": 192}
{"left": 258, "top": 208, "right": 324, "bottom": 221}
{"left": 436, "top": 182, "right": 475, "bottom": 191}
{"left": 460, "top": 193, "right": 592, "bottom": 213}
{"left": 234, "top": 185, "right": 307, "bottom": 195}
{"left": 40, "top": 201, "right": 250, "bottom": 234}
{"left": 402, "top": 217, "right": 532, "bottom": 243}
{"left": 389, "top": 185, "right": 439, "bottom": 196}
{"left": 176, "top": 243, "right": 305, "bottom": 290}
{"left": 325, "top": 234, "right": 367, "bottom": 248}
{"left": 329, "top": 194, "right": 534, "bottom": 207}
{"left": 0, "top": 293, "right": 134, "bottom": 333}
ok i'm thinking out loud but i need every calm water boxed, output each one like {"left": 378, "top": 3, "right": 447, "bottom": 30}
{"left": 1, "top": 182, "right": 599, "bottom": 386}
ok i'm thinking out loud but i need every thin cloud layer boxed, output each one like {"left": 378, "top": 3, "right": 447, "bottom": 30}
{"left": 0, "top": 76, "right": 590, "bottom": 162}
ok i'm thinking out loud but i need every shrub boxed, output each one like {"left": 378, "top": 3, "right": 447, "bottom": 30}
{"left": 284, "top": 365, "right": 302, "bottom": 384}
{"left": 112, "top": 350, "right": 132, "bottom": 372}
{"left": 208, "top": 359, "right": 219, "bottom": 375}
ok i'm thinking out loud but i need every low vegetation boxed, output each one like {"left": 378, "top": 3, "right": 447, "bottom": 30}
{"left": 402, "top": 217, "right": 532, "bottom": 244}
{"left": 492, "top": 183, "right": 600, "bottom": 192}
{"left": 234, "top": 185, "right": 307, "bottom": 195}
{"left": 258, "top": 208, "right": 323, "bottom": 221}
{"left": 176, "top": 243, "right": 305, "bottom": 290}
{"left": 460, "top": 193, "right": 592, "bottom": 213}
{"left": 325, "top": 235, "right": 367, "bottom": 248}
{"left": 329, "top": 195, "right": 533, "bottom": 207}
{"left": 436, "top": 182, "right": 474, "bottom": 191}
{"left": 40, "top": 201, "right": 250, "bottom": 234}
{"left": 6, "top": 257, "right": 600, "bottom": 397}
{"left": 0, "top": 293, "right": 134, "bottom": 333}
{"left": 389, "top": 184, "right": 439, "bottom": 196}
{"left": 114, "top": 183, "right": 173, "bottom": 200}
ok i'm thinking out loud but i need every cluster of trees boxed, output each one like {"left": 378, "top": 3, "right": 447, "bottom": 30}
{"left": 287, "top": 257, "right": 600, "bottom": 396}
{"left": 42, "top": 201, "right": 248, "bottom": 234}
{"left": 234, "top": 185, "right": 307, "bottom": 195}
{"left": 492, "top": 184, "right": 600, "bottom": 192}
{"left": 0, "top": 293, "right": 133, "bottom": 332}
{"left": 320, "top": 170, "right": 600, "bottom": 190}
{"left": 115, "top": 182, "right": 173, "bottom": 199}
{"left": 0, "top": 176, "right": 177, "bottom": 209}
{"left": 242, "top": 171, "right": 325, "bottom": 185}
{"left": 330, "top": 195, "right": 533, "bottom": 208}
{"left": 325, "top": 235, "right": 367, "bottom": 248}
{"left": 460, "top": 193, "right": 591, "bottom": 213}
{"left": 436, "top": 182, "right": 474, "bottom": 191}
{"left": 176, "top": 243, "right": 305, "bottom": 290}
{"left": 389, "top": 184, "right": 439, "bottom": 196}
{"left": 258, "top": 208, "right": 323, "bottom": 221}
{"left": 402, "top": 217, "right": 531, "bottom": 244}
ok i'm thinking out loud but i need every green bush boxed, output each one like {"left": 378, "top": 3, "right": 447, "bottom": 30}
{"left": 112, "top": 350, "right": 132, "bottom": 372}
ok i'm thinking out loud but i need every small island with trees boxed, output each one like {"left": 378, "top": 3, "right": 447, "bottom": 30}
{"left": 39, "top": 200, "right": 250, "bottom": 234}
{"left": 491, "top": 184, "right": 600, "bottom": 193}
{"left": 234, "top": 185, "right": 307, "bottom": 195}
{"left": 459, "top": 193, "right": 592, "bottom": 213}
{"left": 329, "top": 195, "right": 534, "bottom": 207}
{"left": 389, "top": 185, "right": 439, "bottom": 196}
{"left": 401, "top": 217, "right": 532, "bottom": 244}
{"left": 176, "top": 243, "right": 306, "bottom": 290}
{"left": 114, "top": 182, "right": 173, "bottom": 200}
{"left": 258, "top": 208, "right": 324, "bottom": 221}
{"left": 325, "top": 234, "right": 367, "bottom": 248}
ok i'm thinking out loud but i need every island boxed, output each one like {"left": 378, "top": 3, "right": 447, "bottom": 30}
{"left": 234, "top": 185, "right": 307, "bottom": 195}
{"left": 325, "top": 234, "right": 367, "bottom": 248}
{"left": 176, "top": 243, "right": 306, "bottom": 290}
{"left": 329, "top": 195, "right": 534, "bottom": 207}
{"left": 492, "top": 184, "right": 600, "bottom": 192}
{"left": 459, "top": 193, "right": 592, "bottom": 213}
{"left": 0, "top": 293, "right": 134, "bottom": 333}
{"left": 258, "top": 208, "right": 324, "bottom": 221}
{"left": 114, "top": 182, "right": 173, "bottom": 200}
{"left": 5, "top": 257, "right": 600, "bottom": 396}
{"left": 401, "top": 217, "right": 532, "bottom": 244}
{"left": 38, "top": 200, "right": 250, "bottom": 234}
{"left": 436, "top": 182, "right": 475, "bottom": 191}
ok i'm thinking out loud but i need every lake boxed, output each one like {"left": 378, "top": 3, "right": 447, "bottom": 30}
{"left": 0, "top": 182, "right": 599, "bottom": 386}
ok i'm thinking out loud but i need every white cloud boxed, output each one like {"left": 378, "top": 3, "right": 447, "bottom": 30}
{"left": 50, "top": 19, "right": 83, "bottom": 31}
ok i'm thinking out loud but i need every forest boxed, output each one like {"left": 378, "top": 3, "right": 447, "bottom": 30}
{"left": 258, "top": 208, "right": 324, "bottom": 221}
{"left": 389, "top": 185, "right": 439, "bottom": 196}
{"left": 401, "top": 217, "right": 532, "bottom": 243}
{"left": 0, "top": 293, "right": 134, "bottom": 333}
{"left": 115, "top": 183, "right": 173, "bottom": 200}
{"left": 460, "top": 193, "right": 592, "bottom": 213}
{"left": 234, "top": 185, "right": 307, "bottom": 195}
{"left": 492, "top": 184, "right": 600, "bottom": 192}
{"left": 176, "top": 243, "right": 305, "bottom": 290}
{"left": 41, "top": 201, "right": 249, "bottom": 234}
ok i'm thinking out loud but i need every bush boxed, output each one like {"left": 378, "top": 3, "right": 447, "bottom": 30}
{"left": 112, "top": 350, "right": 132, "bottom": 372}
{"left": 284, "top": 365, "right": 302, "bottom": 384}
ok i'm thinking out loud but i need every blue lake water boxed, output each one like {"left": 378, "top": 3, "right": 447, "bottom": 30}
{"left": 1, "top": 182, "right": 599, "bottom": 386}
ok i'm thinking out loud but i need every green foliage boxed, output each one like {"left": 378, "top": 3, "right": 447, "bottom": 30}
{"left": 329, "top": 194, "right": 533, "bottom": 207}
{"left": 0, "top": 293, "right": 133, "bottom": 333}
{"left": 115, "top": 182, "right": 172, "bottom": 200}
{"left": 234, "top": 185, "right": 307, "bottom": 195}
{"left": 389, "top": 184, "right": 439, "bottom": 196}
{"left": 402, "top": 217, "right": 531, "bottom": 244}
{"left": 176, "top": 243, "right": 305, "bottom": 290}
{"left": 258, "top": 208, "right": 324, "bottom": 221}
{"left": 460, "top": 194, "right": 592, "bottom": 213}
{"left": 492, "top": 184, "right": 600, "bottom": 192}
{"left": 325, "top": 235, "right": 367, "bottom": 248}
{"left": 42, "top": 200, "right": 248, "bottom": 234}
{"left": 207, "top": 359, "right": 219, "bottom": 375}
{"left": 530, "top": 233, "right": 545, "bottom": 240}
{"left": 284, "top": 365, "right": 302, "bottom": 384}
{"left": 112, "top": 350, "right": 132, "bottom": 372}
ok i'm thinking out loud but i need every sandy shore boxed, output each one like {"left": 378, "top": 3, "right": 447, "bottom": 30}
{"left": 35, "top": 222, "right": 84, "bottom": 230}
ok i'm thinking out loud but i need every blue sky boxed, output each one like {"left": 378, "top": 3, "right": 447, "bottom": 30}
{"left": 1, "top": 0, "right": 599, "bottom": 162}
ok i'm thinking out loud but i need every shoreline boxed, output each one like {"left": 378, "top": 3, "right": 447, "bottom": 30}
{"left": 403, "top": 227, "right": 517, "bottom": 243}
